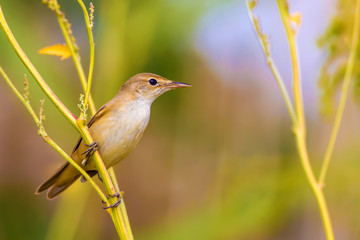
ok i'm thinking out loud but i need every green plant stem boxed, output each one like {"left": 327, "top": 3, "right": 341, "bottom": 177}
{"left": 0, "top": 66, "right": 107, "bottom": 203}
{"left": 293, "top": 129, "right": 334, "bottom": 240}
{"left": 48, "top": 0, "right": 96, "bottom": 114}
{"left": 109, "top": 168, "right": 134, "bottom": 238}
{"left": 75, "top": 1, "right": 133, "bottom": 238}
{"left": 245, "top": 0, "right": 297, "bottom": 126}
{"left": 276, "top": 0, "right": 306, "bottom": 134}
{"left": 76, "top": 0, "right": 95, "bottom": 115}
{"left": 76, "top": 121, "right": 131, "bottom": 239}
{"left": 276, "top": 1, "right": 334, "bottom": 239}
{"left": 0, "top": 6, "right": 129, "bottom": 239}
{"left": 319, "top": 0, "right": 360, "bottom": 185}
{"left": 0, "top": 5, "right": 79, "bottom": 130}
{"left": 44, "top": 136, "right": 108, "bottom": 203}
{"left": 247, "top": 0, "right": 335, "bottom": 239}
{"left": 55, "top": 0, "right": 132, "bottom": 236}
{"left": 0, "top": 67, "right": 38, "bottom": 122}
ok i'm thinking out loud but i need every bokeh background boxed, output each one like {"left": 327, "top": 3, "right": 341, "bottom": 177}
{"left": 1, "top": 0, "right": 360, "bottom": 239}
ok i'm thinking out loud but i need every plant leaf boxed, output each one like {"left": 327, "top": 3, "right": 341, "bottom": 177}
{"left": 290, "top": 12, "right": 302, "bottom": 27}
{"left": 38, "top": 44, "right": 71, "bottom": 60}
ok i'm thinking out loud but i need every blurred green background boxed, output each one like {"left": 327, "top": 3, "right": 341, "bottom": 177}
{"left": 1, "top": 0, "right": 360, "bottom": 239}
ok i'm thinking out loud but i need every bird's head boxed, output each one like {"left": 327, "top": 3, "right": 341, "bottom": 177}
{"left": 122, "top": 73, "right": 191, "bottom": 103}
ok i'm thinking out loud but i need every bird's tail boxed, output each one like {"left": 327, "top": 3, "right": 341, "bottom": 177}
{"left": 35, "top": 162, "right": 79, "bottom": 199}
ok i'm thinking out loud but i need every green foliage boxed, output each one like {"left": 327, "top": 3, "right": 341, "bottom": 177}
{"left": 318, "top": 0, "right": 360, "bottom": 115}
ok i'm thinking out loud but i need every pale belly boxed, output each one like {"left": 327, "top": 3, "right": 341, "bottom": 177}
{"left": 88, "top": 103, "right": 150, "bottom": 169}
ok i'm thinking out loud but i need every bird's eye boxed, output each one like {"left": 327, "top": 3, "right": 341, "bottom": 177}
{"left": 149, "top": 78, "right": 157, "bottom": 86}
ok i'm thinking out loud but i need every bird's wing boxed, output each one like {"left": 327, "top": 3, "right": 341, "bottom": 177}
{"left": 71, "top": 104, "right": 108, "bottom": 154}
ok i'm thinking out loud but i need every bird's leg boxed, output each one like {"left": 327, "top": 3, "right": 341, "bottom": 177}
{"left": 102, "top": 192, "right": 122, "bottom": 209}
{"left": 81, "top": 141, "right": 99, "bottom": 166}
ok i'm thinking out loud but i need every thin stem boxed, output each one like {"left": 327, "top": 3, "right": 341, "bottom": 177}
{"left": 0, "top": 66, "right": 107, "bottom": 203}
{"left": 1, "top": 3, "right": 131, "bottom": 238}
{"left": 0, "top": 6, "right": 79, "bottom": 130}
{"left": 276, "top": 0, "right": 306, "bottom": 134}
{"left": 0, "top": 67, "right": 38, "bottom": 121}
{"left": 0, "top": 4, "right": 120, "bottom": 231}
{"left": 276, "top": 1, "right": 334, "bottom": 239}
{"left": 76, "top": 121, "right": 130, "bottom": 239}
{"left": 319, "top": 0, "right": 360, "bottom": 185}
{"left": 294, "top": 130, "right": 334, "bottom": 240}
{"left": 46, "top": 0, "right": 96, "bottom": 114}
{"left": 45, "top": 136, "right": 108, "bottom": 203}
{"left": 76, "top": 0, "right": 95, "bottom": 116}
{"left": 245, "top": 0, "right": 297, "bottom": 126}
{"left": 75, "top": 1, "right": 133, "bottom": 237}
{"left": 109, "top": 168, "right": 134, "bottom": 239}
{"left": 247, "top": 0, "right": 334, "bottom": 239}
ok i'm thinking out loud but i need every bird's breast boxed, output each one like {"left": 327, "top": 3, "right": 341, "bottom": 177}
{"left": 90, "top": 101, "right": 151, "bottom": 168}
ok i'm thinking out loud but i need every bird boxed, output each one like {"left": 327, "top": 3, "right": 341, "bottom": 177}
{"left": 35, "top": 73, "right": 191, "bottom": 200}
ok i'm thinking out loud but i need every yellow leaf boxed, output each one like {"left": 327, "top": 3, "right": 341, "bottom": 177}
{"left": 249, "top": 0, "right": 257, "bottom": 10}
{"left": 38, "top": 44, "right": 71, "bottom": 60}
{"left": 290, "top": 12, "right": 302, "bottom": 27}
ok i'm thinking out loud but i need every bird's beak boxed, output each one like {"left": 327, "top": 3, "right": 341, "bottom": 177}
{"left": 164, "top": 81, "right": 192, "bottom": 89}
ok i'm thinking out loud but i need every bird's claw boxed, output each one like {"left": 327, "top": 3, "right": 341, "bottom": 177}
{"left": 102, "top": 192, "right": 122, "bottom": 209}
{"left": 103, "top": 200, "right": 121, "bottom": 209}
{"left": 97, "top": 173, "right": 103, "bottom": 182}
{"left": 108, "top": 192, "right": 121, "bottom": 198}
{"left": 81, "top": 141, "right": 99, "bottom": 166}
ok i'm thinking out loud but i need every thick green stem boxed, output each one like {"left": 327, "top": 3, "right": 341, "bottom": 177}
{"left": 44, "top": 136, "right": 108, "bottom": 203}
{"left": 0, "top": 66, "right": 107, "bottom": 203}
{"left": 75, "top": 1, "right": 133, "bottom": 238}
{"left": 0, "top": 6, "right": 78, "bottom": 130}
{"left": 76, "top": 121, "right": 131, "bottom": 239}
{"left": 109, "top": 168, "right": 134, "bottom": 239}
{"left": 294, "top": 130, "right": 334, "bottom": 240}
{"left": 0, "top": 6, "right": 130, "bottom": 239}
{"left": 319, "top": 0, "right": 360, "bottom": 185}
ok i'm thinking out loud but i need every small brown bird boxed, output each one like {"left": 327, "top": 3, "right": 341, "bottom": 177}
{"left": 36, "top": 73, "right": 191, "bottom": 199}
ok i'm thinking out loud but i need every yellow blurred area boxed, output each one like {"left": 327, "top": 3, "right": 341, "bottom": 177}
{"left": 1, "top": 0, "right": 360, "bottom": 239}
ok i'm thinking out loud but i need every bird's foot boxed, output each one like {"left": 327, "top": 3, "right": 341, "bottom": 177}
{"left": 102, "top": 192, "right": 121, "bottom": 209}
{"left": 81, "top": 141, "right": 99, "bottom": 166}
{"left": 109, "top": 192, "right": 121, "bottom": 198}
